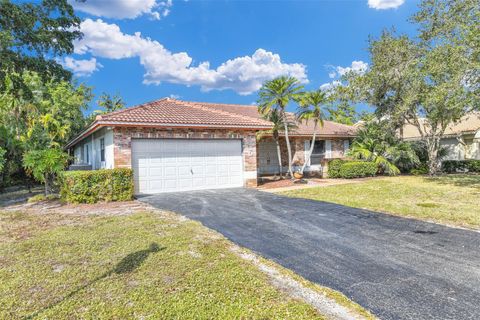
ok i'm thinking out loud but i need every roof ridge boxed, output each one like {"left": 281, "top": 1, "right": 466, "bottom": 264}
{"left": 99, "top": 97, "right": 170, "bottom": 120}
{"left": 176, "top": 99, "right": 257, "bottom": 109}
{"left": 179, "top": 100, "right": 268, "bottom": 124}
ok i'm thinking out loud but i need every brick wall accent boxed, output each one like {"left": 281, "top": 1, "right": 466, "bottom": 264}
{"left": 257, "top": 136, "right": 350, "bottom": 167}
{"left": 113, "top": 127, "right": 258, "bottom": 187}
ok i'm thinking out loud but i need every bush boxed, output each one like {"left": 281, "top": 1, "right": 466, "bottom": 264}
{"left": 28, "top": 194, "right": 59, "bottom": 203}
{"left": 442, "top": 160, "right": 480, "bottom": 173}
{"left": 338, "top": 161, "right": 378, "bottom": 179}
{"left": 327, "top": 159, "right": 346, "bottom": 178}
{"left": 410, "top": 166, "right": 429, "bottom": 176}
{"left": 60, "top": 169, "right": 134, "bottom": 204}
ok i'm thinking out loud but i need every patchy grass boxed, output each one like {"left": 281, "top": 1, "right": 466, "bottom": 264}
{"left": 0, "top": 209, "right": 370, "bottom": 319}
{"left": 282, "top": 175, "right": 480, "bottom": 229}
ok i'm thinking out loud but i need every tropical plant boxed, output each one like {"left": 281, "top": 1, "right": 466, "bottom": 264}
{"left": 0, "top": 71, "right": 91, "bottom": 188}
{"left": 297, "top": 90, "right": 327, "bottom": 174}
{"left": 258, "top": 76, "right": 304, "bottom": 178}
{"left": 23, "top": 148, "right": 69, "bottom": 195}
{"left": 348, "top": 121, "right": 419, "bottom": 175}
{"left": 85, "top": 93, "right": 126, "bottom": 125}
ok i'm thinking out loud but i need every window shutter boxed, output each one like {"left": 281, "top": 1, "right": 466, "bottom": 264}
{"left": 325, "top": 140, "right": 332, "bottom": 158}
{"left": 304, "top": 140, "right": 311, "bottom": 166}
{"left": 343, "top": 140, "right": 350, "bottom": 154}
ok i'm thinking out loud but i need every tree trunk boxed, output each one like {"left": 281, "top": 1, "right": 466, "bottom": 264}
{"left": 44, "top": 174, "right": 49, "bottom": 196}
{"left": 426, "top": 137, "right": 441, "bottom": 175}
{"left": 44, "top": 173, "right": 54, "bottom": 196}
{"left": 300, "top": 122, "right": 317, "bottom": 174}
{"left": 274, "top": 136, "right": 283, "bottom": 178}
{"left": 282, "top": 110, "right": 294, "bottom": 179}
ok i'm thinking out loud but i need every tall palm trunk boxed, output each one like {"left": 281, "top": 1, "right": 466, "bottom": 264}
{"left": 282, "top": 109, "right": 294, "bottom": 178}
{"left": 273, "top": 132, "right": 283, "bottom": 177}
{"left": 300, "top": 121, "right": 317, "bottom": 174}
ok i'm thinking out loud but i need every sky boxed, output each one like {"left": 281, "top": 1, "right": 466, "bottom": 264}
{"left": 63, "top": 0, "right": 421, "bottom": 114}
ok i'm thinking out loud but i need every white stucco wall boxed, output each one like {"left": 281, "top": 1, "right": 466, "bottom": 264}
{"left": 439, "top": 133, "right": 480, "bottom": 161}
{"left": 72, "top": 127, "right": 114, "bottom": 169}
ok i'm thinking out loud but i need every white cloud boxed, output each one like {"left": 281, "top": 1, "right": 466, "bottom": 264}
{"left": 320, "top": 80, "right": 341, "bottom": 93}
{"left": 320, "top": 60, "right": 368, "bottom": 93}
{"left": 61, "top": 57, "right": 102, "bottom": 77}
{"left": 73, "top": 19, "right": 308, "bottom": 95}
{"left": 368, "top": 0, "right": 404, "bottom": 10}
{"left": 333, "top": 60, "right": 368, "bottom": 78}
{"left": 71, "top": 0, "right": 172, "bottom": 20}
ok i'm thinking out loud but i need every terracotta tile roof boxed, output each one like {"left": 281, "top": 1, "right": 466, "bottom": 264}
{"left": 402, "top": 112, "right": 480, "bottom": 140}
{"left": 66, "top": 98, "right": 357, "bottom": 148}
{"left": 287, "top": 116, "right": 357, "bottom": 137}
{"left": 97, "top": 98, "right": 272, "bottom": 129}
{"left": 171, "top": 99, "right": 357, "bottom": 137}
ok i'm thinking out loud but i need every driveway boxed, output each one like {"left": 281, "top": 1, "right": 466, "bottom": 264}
{"left": 139, "top": 188, "right": 480, "bottom": 320}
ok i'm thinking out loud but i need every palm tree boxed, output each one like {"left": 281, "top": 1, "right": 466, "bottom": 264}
{"left": 297, "top": 90, "right": 327, "bottom": 175}
{"left": 258, "top": 76, "right": 304, "bottom": 178}
{"left": 257, "top": 109, "right": 296, "bottom": 178}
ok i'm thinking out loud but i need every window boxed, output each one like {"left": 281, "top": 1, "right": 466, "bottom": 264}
{"left": 100, "top": 138, "right": 105, "bottom": 162}
{"left": 310, "top": 140, "right": 325, "bottom": 165}
{"left": 312, "top": 140, "right": 325, "bottom": 155}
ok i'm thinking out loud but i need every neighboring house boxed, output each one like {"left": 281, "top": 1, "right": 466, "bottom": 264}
{"left": 402, "top": 113, "right": 480, "bottom": 160}
{"left": 66, "top": 98, "right": 356, "bottom": 194}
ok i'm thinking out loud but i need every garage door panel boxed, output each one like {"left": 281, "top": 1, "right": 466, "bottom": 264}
{"left": 132, "top": 139, "right": 243, "bottom": 194}
{"left": 149, "top": 167, "right": 163, "bottom": 177}
{"left": 177, "top": 166, "right": 191, "bottom": 176}
{"left": 163, "top": 166, "right": 178, "bottom": 178}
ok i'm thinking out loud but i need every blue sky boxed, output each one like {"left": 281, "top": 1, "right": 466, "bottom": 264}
{"left": 64, "top": 0, "right": 420, "bottom": 114}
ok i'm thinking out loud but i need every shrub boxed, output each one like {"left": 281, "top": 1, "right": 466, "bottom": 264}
{"left": 28, "top": 194, "right": 59, "bottom": 203}
{"left": 60, "top": 169, "right": 134, "bottom": 204}
{"left": 327, "top": 159, "right": 346, "bottom": 178}
{"left": 410, "top": 164, "right": 429, "bottom": 176}
{"left": 338, "top": 161, "right": 377, "bottom": 179}
{"left": 442, "top": 160, "right": 480, "bottom": 173}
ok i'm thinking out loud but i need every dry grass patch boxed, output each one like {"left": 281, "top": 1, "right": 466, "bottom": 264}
{"left": 0, "top": 204, "right": 371, "bottom": 319}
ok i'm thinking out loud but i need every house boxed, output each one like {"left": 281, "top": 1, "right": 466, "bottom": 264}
{"left": 402, "top": 113, "right": 480, "bottom": 161}
{"left": 66, "top": 98, "right": 356, "bottom": 194}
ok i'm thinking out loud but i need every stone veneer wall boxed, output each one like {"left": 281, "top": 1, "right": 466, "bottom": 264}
{"left": 259, "top": 136, "right": 349, "bottom": 166}
{"left": 113, "top": 127, "right": 258, "bottom": 187}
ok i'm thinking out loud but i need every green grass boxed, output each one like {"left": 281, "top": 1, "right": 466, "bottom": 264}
{"left": 282, "top": 175, "right": 480, "bottom": 229}
{"left": 0, "top": 209, "right": 370, "bottom": 319}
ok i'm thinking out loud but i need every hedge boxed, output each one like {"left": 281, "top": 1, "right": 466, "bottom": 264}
{"left": 328, "top": 159, "right": 377, "bottom": 179}
{"left": 338, "top": 161, "right": 378, "bottom": 178}
{"left": 60, "top": 169, "right": 134, "bottom": 203}
{"left": 442, "top": 160, "right": 480, "bottom": 173}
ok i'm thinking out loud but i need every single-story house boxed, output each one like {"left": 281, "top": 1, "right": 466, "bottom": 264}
{"left": 402, "top": 113, "right": 480, "bottom": 161}
{"left": 66, "top": 98, "right": 356, "bottom": 194}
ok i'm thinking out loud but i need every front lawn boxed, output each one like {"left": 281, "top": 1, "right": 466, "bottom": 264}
{"left": 0, "top": 205, "right": 371, "bottom": 319}
{"left": 282, "top": 175, "right": 480, "bottom": 229}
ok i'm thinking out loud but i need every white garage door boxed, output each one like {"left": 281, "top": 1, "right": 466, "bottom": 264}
{"left": 132, "top": 139, "right": 244, "bottom": 194}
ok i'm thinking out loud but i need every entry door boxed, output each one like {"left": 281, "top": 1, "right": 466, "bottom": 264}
{"left": 132, "top": 139, "right": 243, "bottom": 194}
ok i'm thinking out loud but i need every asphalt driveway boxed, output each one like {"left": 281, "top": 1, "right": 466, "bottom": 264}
{"left": 139, "top": 188, "right": 480, "bottom": 320}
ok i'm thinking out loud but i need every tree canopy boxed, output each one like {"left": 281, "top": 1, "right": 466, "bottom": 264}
{"left": 343, "top": 0, "right": 479, "bottom": 174}
{"left": 0, "top": 0, "right": 81, "bottom": 85}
